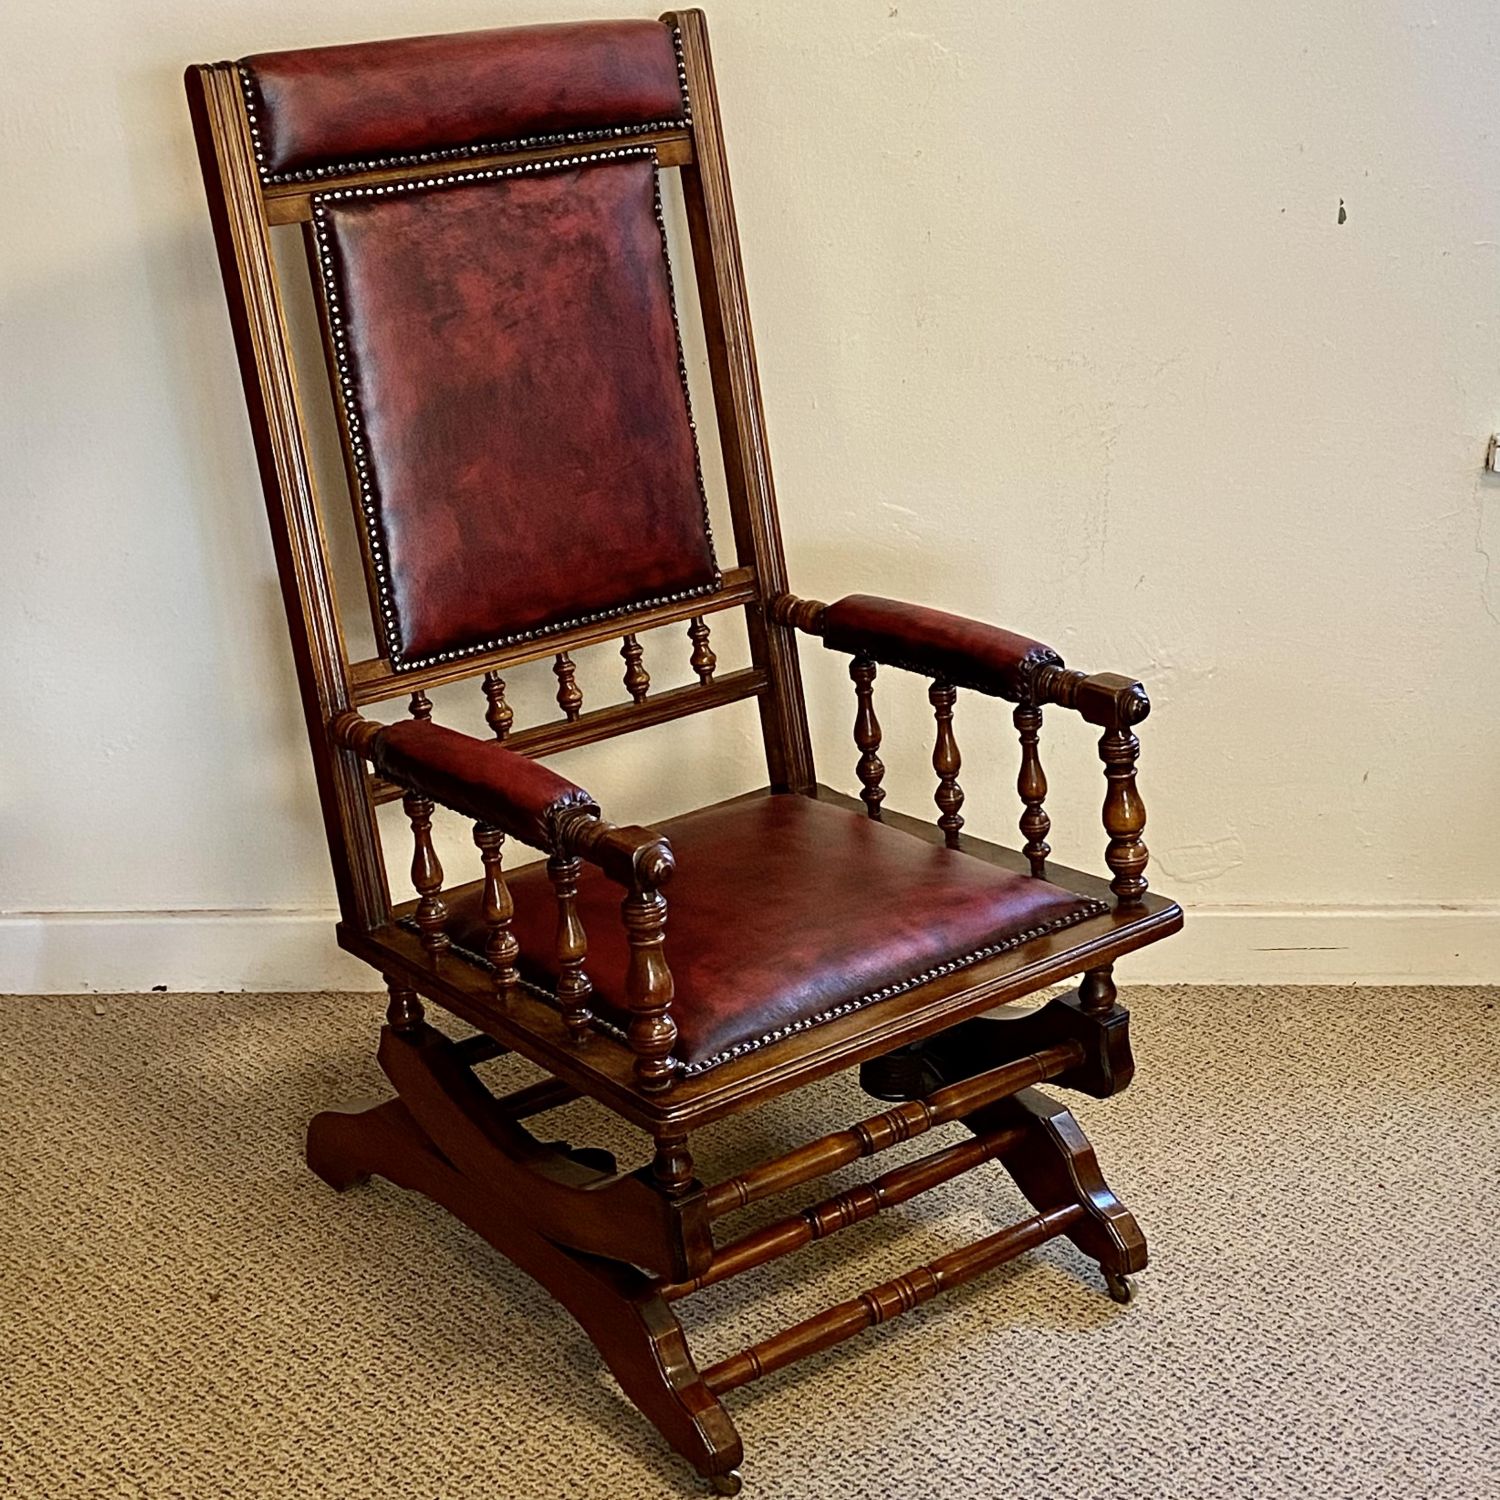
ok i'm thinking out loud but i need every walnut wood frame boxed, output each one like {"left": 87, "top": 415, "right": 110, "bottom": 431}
{"left": 186, "top": 12, "right": 1183, "bottom": 1491}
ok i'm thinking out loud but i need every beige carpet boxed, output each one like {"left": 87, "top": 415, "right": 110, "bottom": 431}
{"left": 2, "top": 986, "right": 1496, "bottom": 1499}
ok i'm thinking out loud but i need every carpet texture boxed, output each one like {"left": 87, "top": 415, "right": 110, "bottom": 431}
{"left": 2, "top": 986, "right": 1496, "bottom": 1499}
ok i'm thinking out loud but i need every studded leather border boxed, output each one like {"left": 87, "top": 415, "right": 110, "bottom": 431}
{"left": 307, "top": 144, "right": 721, "bottom": 672}
{"left": 239, "top": 26, "right": 692, "bottom": 187}
{"left": 406, "top": 894, "right": 1112, "bottom": 1076}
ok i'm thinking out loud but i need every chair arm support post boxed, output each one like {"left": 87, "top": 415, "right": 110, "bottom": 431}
{"left": 554, "top": 805, "right": 681, "bottom": 1091}
{"left": 1032, "top": 668, "right": 1151, "bottom": 907}
{"left": 336, "top": 709, "right": 684, "bottom": 1085}
{"left": 764, "top": 601, "right": 1153, "bottom": 907}
{"left": 621, "top": 878, "right": 679, "bottom": 1094}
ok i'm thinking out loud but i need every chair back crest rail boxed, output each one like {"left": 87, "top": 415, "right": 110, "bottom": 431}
{"left": 185, "top": 10, "right": 816, "bottom": 949}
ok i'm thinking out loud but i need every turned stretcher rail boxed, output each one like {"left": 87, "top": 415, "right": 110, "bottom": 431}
{"left": 703, "top": 1040, "right": 1083, "bottom": 1218}
{"left": 660, "top": 1126, "right": 1024, "bottom": 1300}
{"left": 702, "top": 1202, "right": 1085, "bottom": 1396}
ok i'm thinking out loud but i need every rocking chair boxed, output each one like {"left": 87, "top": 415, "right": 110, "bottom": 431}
{"left": 186, "top": 12, "right": 1182, "bottom": 1491}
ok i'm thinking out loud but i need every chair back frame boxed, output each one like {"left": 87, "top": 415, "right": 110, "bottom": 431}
{"left": 185, "top": 10, "right": 816, "bottom": 937}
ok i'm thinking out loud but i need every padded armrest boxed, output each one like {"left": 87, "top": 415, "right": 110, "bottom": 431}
{"left": 820, "top": 594, "right": 1063, "bottom": 701}
{"left": 341, "top": 715, "right": 598, "bottom": 850}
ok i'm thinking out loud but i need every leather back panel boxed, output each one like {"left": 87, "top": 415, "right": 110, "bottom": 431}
{"left": 311, "top": 151, "right": 718, "bottom": 668}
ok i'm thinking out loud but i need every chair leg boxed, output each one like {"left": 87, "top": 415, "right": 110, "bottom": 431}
{"left": 965, "top": 1086, "right": 1147, "bottom": 1292}
{"left": 306, "top": 1050, "right": 743, "bottom": 1489}
{"left": 857, "top": 979, "right": 1148, "bottom": 1296}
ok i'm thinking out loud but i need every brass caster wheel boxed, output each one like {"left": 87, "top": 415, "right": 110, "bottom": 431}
{"left": 708, "top": 1472, "right": 743, "bottom": 1496}
{"left": 1103, "top": 1268, "right": 1135, "bottom": 1305}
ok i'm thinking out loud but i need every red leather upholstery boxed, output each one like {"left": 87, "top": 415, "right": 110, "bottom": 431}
{"left": 438, "top": 793, "right": 1106, "bottom": 1072}
{"left": 312, "top": 153, "right": 718, "bottom": 668}
{"left": 239, "top": 20, "right": 688, "bottom": 182}
{"left": 821, "top": 594, "right": 1062, "bottom": 701}
{"left": 368, "top": 719, "right": 597, "bottom": 849}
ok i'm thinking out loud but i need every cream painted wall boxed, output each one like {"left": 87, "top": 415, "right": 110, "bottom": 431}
{"left": 3, "top": 1, "right": 1499, "bottom": 990}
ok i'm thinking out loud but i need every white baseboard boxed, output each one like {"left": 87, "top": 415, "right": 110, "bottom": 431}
{"left": 1122, "top": 902, "right": 1500, "bottom": 985}
{"left": 0, "top": 903, "right": 1496, "bottom": 995}
{"left": 0, "top": 909, "right": 380, "bottom": 995}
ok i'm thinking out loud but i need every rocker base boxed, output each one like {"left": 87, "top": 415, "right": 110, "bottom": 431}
{"left": 308, "top": 1086, "right": 745, "bottom": 1485}
{"left": 307, "top": 999, "right": 1146, "bottom": 1488}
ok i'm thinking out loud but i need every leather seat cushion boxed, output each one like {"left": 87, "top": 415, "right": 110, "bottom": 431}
{"left": 436, "top": 793, "right": 1107, "bottom": 1073}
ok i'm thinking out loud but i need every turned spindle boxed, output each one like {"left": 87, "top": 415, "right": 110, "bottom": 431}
{"left": 652, "top": 1135, "right": 695, "bottom": 1198}
{"left": 929, "top": 681, "right": 964, "bottom": 847}
{"left": 1031, "top": 669, "right": 1151, "bottom": 902}
{"left": 553, "top": 653, "right": 583, "bottom": 721}
{"left": 472, "top": 823, "right": 519, "bottom": 994}
{"left": 620, "top": 635, "right": 650, "bottom": 703}
{"left": 482, "top": 671, "right": 513, "bottom": 740}
{"left": 623, "top": 886, "right": 677, "bottom": 1093}
{"left": 1079, "top": 964, "right": 1117, "bottom": 1015}
{"left": 688, "top": 616, "right": 717, "bottom": 685}
{"left": 1099, "top": 726, "right": 1149, "bottom": 905}
{"left": 849, "top": 656, "right": 885, "bottom": 819}
{"left": 384, "top": 979, "right": 424, "bottom": 1033}
{"left": 1014, "top": 701, "right": 1050, "bottom": 875}
{"left": 768, "top": 593, "right": 828, "bottom": 634}
{"left": 407, "top": 690, "right": 433, "bottom": 722}
{"left": 548, "top": 853, "right": 594, "bottom": 1043}
{"left": 402, "top": 790, "right": 448, "bottom": 952}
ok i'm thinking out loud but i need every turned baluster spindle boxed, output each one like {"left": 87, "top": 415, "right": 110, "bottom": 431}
{"left": 384, "top": 978, "right": 424, "bottom": 1033}
{"left": 652, "top": 1134, "right": 695, "bottom": 1198}
{"left": 1079, "top": 963, "right": 1117, "bottom": 1016}
{"left": 1099, "top": 726, "right": 1149, "bottom": 905}
{"left": 928, "top": 681, "right": 964, "bottom": 847}
{"left": 553, "top": 653, "right": 583, "bottom": 721}
{"left": 548, "top": 853, "right": 594, "bottom": 1043}
{"left": 402, "top": 791, "right": 448, "bottom": 952}
{"left": 623, "top": 885, "right": 677, "bottom": 1093}
{"left": 482, "top": 671, "right": 513, "bottom": 740}
{"left": 1032, "top": 668, "right": 1151, "bottom": 903}
{"left": 849, "top": 656, "right": 885, "bottom": 819}
{"left": 620, "top": 635, "right": 650, "bottom": 703}
{"left": 687, "top": 616, "right": 717, "bottom": 685}
{"left": 1013, "top": 701, "right": 1051, "bottom": 875}
{"left": 407, "top": 689, "right": 433, "bottom": 721}
{"left": 472, "top": 823, "right": 519, "bottom": 995}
